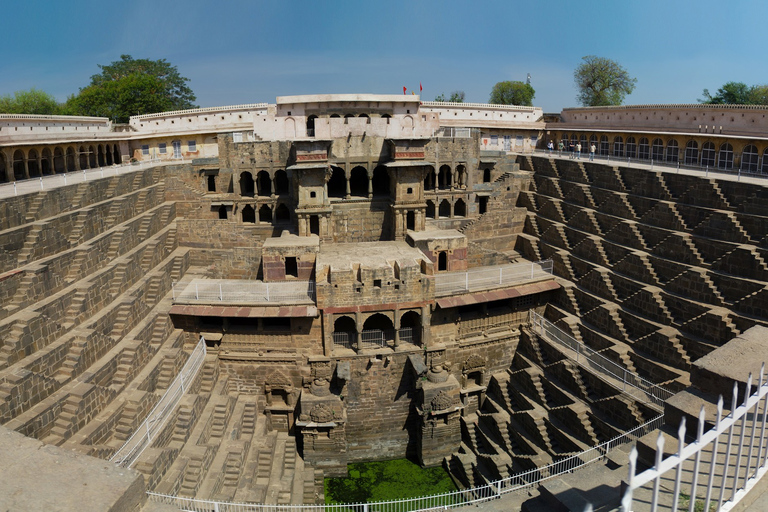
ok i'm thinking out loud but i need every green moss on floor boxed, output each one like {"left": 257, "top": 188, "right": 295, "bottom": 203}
{"left": 324, "top": 458, "right": 457, "bottom": 505}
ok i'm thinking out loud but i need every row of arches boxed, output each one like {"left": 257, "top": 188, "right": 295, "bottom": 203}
{"left": 0, "top": 143, "right": 122, "bottom": 183}
{"left": 558, "top": 133, "right": 768, "bottom": 172}
{"left": 332, "top": 310, "right": 422, "bottom": 350}
{"left": 327, "top": 165, "right": 390, "bottom": 199}
{"left": 426, "top": 198, "right": 466, "bottom": 219}
{"left": 217, "top": 203, "right": 292, "bottom": 224}
{"left": 239, "top": 170, "right": 290, "bottom": 197}
{"left": 424, "top": 164, "right": 468, "bottom": 190}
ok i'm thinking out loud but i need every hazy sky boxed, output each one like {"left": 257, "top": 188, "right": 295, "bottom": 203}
{"left": 5, "top": 0, "right": 766, "bottom": 112}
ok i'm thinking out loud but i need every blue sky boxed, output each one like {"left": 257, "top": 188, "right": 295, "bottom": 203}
{"left": 4, "top": 0, "right": 767, "bottom": 112}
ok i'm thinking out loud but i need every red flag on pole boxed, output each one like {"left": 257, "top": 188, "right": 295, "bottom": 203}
{"left": 420, "top": 82, "right": 422, "bottom": 92}
{"left": 403, "top": 86, "right": 407, "bottom": 95}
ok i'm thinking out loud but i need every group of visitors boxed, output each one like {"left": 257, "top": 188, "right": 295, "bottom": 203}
{"left": 547, "top": 140, "right": 596, "bottom": 161}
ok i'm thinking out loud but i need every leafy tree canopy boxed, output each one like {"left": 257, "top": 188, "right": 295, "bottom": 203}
{"left": 489, "top": 81, "right": 535, "bottom": 106}
{"left": 0, "top": 88, "right": 61, "bottom": 115}
{"left": 700, "top": 81, "right": 768, "bottom": 105}
{"left": 574, "top": 55, "right": 637, "bottom": 106}
{"left": 434, "top": 91, "right": 465, "bottom": 102}
{"left": 66, "top": 55, "right": 197, "bottom": 122}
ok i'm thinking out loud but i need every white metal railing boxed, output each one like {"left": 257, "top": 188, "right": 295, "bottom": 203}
{"left": 620, "top": 367, "right": 768, "bottom": 512}
{"left": 172, "top": 279, "right": 316, "bottom": 305}
{"left": 434, "top": 127, "right": 472, "bottom": 138}
{"left": 529, "top": 311, "right": 673, "bottom": 407}
{"left": 146, "top": 414, "right": 662, "bottom": 511}
{"left": 110, "top": 337, "right": 206, "bottom": 468}
{"left": 434, "top": 260, "right": 553, "bottom": 297}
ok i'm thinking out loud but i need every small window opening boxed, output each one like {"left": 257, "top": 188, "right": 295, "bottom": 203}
{"left": 285, "top": 257, "right": 298, "bottom": 278}
{"left": 374, "top": 279, "right": 382, "bottom": 288}
{"left": 207, "top": 175, "right": 216, "bottom": 192}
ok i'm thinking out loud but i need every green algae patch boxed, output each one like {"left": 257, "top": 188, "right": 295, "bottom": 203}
{"left": 324, "top": 458, "right": 457, "bottom": 505}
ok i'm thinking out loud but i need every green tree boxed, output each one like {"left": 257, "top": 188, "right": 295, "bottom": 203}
{"left": 0, "top": 88, "right": 61, "bottom": 115}
{"left": 699, "top": 82, "right": 768, "bottom": 105}
{"left": 700, "top": 82, "right": 751, "bottom": 104}
{"left": 67, "top": 55, "right": 197, "bottom": 122}
{"left": 434, "top": 90, "right": 465, "bottom": 102}
{"left": 489, "top": 81, "right": 535, "bottom": 106}
{"left": 574, "top": 56, "right": 637, "bottom": 106}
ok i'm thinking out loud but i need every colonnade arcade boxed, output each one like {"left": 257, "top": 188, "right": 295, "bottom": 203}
{"left": 554, "top": 131, "right": 768, "bottom": 173}
{"left": 329, "top": 307, "right": 428, "bottom": 352}
{"left": 0, "top": 143, "right": 122, "bottom": 183}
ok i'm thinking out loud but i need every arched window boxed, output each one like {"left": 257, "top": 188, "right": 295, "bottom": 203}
{"left": 218, "top": 205, "right": 227, "bottom": 219}
{"left": 454, "top": 198, "right": 466, "bottom": 217}
{"left": 599, "top": 135, "right": 609, "bottom": 155}
{"left": 580, "top": 135, "right": 588, "bottom": 151}
{"left": 456, "top": 164, "right": 466, "bottom": 187}
{"left": 239, "top": 172, "right": 255, "bottom": 196}
{"left": 274, "top": 170, "right": 289, "bottom": 195}
{"left": 626, "top": 137, "right": 636, "bottom": 158}
{"left": 439, "top": 199, "right": 451, "bottom": 218}
{"left": 684, "top": 141, "right": 699, "bottom": 165}
{"left": 241, "top": 205, "right": 255, "bottom": 223}
{"left": 349, "top": 166, "right": 369, "bottom": 197}
{"left": 651, "top": 139, "right": 664, "bottom": 161}
{"left": 426, "top": 200, "right": 436, "bottom": 219}
{"left": 275, "top": 203, "right": 291, "bottom": 223}
{"left": 306, "top": 115, "right": 317, "bottom": 137}
{"left": 613, "top": 136, "right": 623, "bottom": 157}
{"left": 589, "top": 134, "right": 598, "bottom": 147}
{"left": 258, "top": 204, "right": 272, "bottom": 222}
{"left": 333, "top": 316, "right": 356, "bottom": 348}
{"left": 328, "top": 166, "right": 346, "bottom": 198}
{"left": 54, "top": 148, "right": 65, "bottom": 173}
{"left": 105, "top": 144, "right": 113, "bottom": 165}
{"left": 701, "top": 142, "right": 716, "bottom": 167}
{"left": 638, "top": 138, "right": 650, "bottom": 160}
{"left": 97, "top": 145, "right": 105, "bottom": 167}
{"left": 742, "top": 145, "right": 759, "bottom": 172}
{"left": 256, "top": 170, "right": 271, "bottom": 196}
{"left": 438, "top": 165, "right": 452, "bottom": 190}
{"left": 762, "top": 148, "right": 768, "bottom": 174}
{"left": 362, "top": 313, "right": 395, "bottom": 348}
{"left": 718, "top": 143, "right": 733, "bottom": 169}
{"left": 330, "top": 113, "right": 341, "bottom": 118}
{"left": 372, "top": 166, "right": 390, "bottom": 197}
{"left": 113, "top": 145, "right": 121, "bottom": 165}
{"left": 666, "top": 140, "right": 679, "bottom": 163}
{"left": 483, "top": 168, "right": 491, "bottom": 183}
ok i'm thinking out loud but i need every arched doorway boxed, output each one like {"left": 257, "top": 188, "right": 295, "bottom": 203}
{"left": 259, "top": 204, "right": 273, "bottom": 223}
{"left": 78, "top": 146, "right": 88, "bottom": 169}
{"left": 41, "top": 148, "right": 52, "bottom": 175}
{"left": 54, "top": 147, "right": 65, "bottom": 173}
{"left": 362, "top": 313, "right": 395, "bottom": 349}
{"left": 372, "top": 166, "right": 390, "bottom": 197}
{"left": 685, "top": 141, "right": 699, "bottom": 165}
{"left": 88, "top": 145, "right": 97, "bottom": 168}
{"left": 275, "top": 204, "right": 291, "bottom": 223}
{"left": 66, "top": 147, "right": 76, "bottom": 172}
{"left": 333, "top": 316, "right": 357, "bottom": 349}
{"left": 406, "top": 210, "right": 415, "bottom": 230}
{"left": 218, "top": 205, "right": 228, "bottom": 219}
{"left": 240, "top": 172, "right": 255, "bottom": 196}
{"left": 306, "top": 115, "right": 317, "bottom": 137}
{"left": 349, "top": 166, "right": 369, "bottom": 197}
{"left": 439, "top": 199, "right": 451, "bottom": 218}
{"left": 257, "top": 171, "right": 272, "bottom": 196}
{"left": 13, "top": 150, "right": 26, "bottom": 180}
{"left": 426, "top": 200, "right": 436, "bottom": 219}
{"left": 27, "top": 149, "right": 40, "bottom": 177}
{"left": 438, "top": 165, "right": 451, "bottom": 189}
{"left": 97, "top": 145, "right": 105, "bottom": 167}
{"left": 454, "top": 199, "right": 466, "bottom": 217}
{"left": 274, "top": 170, "right": 289, "bottom": 195}
{"left": 242, "top": 205, "right": 255, "bottom": 223}
{"left": 400, "top": 311, "right": 421, "bottom": 345}
{"left": 424, "top": 167, "right": 436, "bottom": 190}
{"left": 438, "top": 252, "right": 448, "bottom": 271}
{"left": 327, "top": 166, "right": 346, "bottom": 198}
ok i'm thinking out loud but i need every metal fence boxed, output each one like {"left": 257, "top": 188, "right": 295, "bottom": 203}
{"left": 434, "top": 260, "right": 553, "bottom": 297}
{"left": 533, "top": 148, "right": 768, "bottom": 182}
{"left": 333, "top": 328, "right": 418, "bottom": 351}
{"left": 146, "top": 414, "right": 662, "bottom": 512}
{"left": 173, "top": 279, "right": 316, "bottom": 305}
{"left": 529, "top": 311, "right": 673, "bottom": 407}
{"left": 111, "top": 337, "right": 206, "bottom": 468}
{"left": 620, "top": 367, "right": 768, "bottom": 512}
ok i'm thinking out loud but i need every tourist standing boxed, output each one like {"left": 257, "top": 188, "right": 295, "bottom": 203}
{"left": 558, "top": 140, "right": 564, "bottom": 156}
{"left": 547, "top": 140, "right": 554, "bottom": 155}
{"left": 589, "top": 143, "right": 596, "bottom": 161}
{"left": 576, "top": 142, "right": 582, "bottom": 159}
